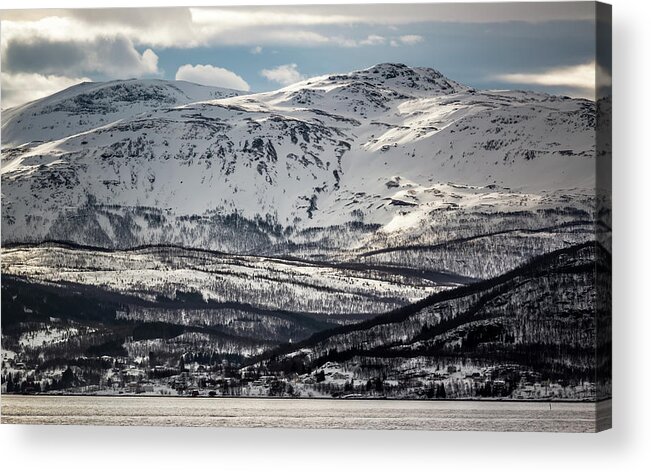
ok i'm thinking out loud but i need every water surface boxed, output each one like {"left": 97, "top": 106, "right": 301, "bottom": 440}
{"left": 1, "top": 395, "right": 606, "bottom": 432}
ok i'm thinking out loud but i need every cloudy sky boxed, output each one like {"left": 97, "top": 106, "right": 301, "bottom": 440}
{"left": 0, "top": 3, "right": 610, "bottom": 109}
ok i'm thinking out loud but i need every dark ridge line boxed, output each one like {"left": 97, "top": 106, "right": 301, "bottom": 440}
{"left": 0, "top": 274, "right": 347, "bottom": 332}
{"left": 250, "top": 241, "right": 606, "bottom": 364}
{"left": 1, "top": 239, "right": 474, "bottom": 286}
{"left": 127, "top": 320, "right": 277, "bottom": 347}
{"left": 357, "top": 220, "right": 599, "bottom": 257}
{"left": 0, "top": 276, "right": 332, "bottom": 346}
{"left": 262, "top": 257, "right": 477, "bottom": 285}
{"left": 1, "top": 240, "right": 228, "bottom": 258}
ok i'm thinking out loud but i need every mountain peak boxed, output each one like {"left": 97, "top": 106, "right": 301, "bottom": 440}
{"left": 364, "top": 62, "right": 412, "bottom": 72}
{"left": 309, "top": 62, "right": 469, "bottom": 97}
{"left": 363, "top": 63, "right": 466, "bottom": 92}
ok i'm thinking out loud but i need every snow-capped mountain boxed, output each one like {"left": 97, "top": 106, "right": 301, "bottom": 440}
{"left": 1, "top": 64, "right": 609, "bottom": 402}
{"left": 1, "top": 63, "right": 596, "bottom": 250}
{"left": 1, "top": 79, "right": 242, "bottom": 146}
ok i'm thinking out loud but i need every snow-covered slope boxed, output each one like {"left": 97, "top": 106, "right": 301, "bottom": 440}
{"left": 1, "top": 79, "right": 242, "bottom": 146}
{"left": 1, "top": 63, "right": 596, "bottom": 249}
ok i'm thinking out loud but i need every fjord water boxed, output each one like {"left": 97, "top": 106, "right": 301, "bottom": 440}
{"left": 1, "top": 396, "right": 605, "bottom": 432}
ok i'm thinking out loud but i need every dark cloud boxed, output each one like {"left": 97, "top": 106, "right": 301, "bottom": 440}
{"left": 0, "top": 4, "right": 595, "bottom": 25}
{"left": 2, "top": 35, "right": 159, "bottom": 78}
{"left": 3, "top": 38, "right": 87, "bottom": 74}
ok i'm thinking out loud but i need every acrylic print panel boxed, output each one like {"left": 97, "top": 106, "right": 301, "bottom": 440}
{"left": 0, "top": 2, "right": 611, "bottom": 432}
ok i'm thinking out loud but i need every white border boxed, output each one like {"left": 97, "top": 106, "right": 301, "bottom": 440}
{"left": 2, "top": 1, "right": 650, "bottom": 470}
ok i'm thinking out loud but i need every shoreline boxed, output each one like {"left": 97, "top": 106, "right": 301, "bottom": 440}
{"left": 0, "top": 392, "right": 609, "bottom": 404}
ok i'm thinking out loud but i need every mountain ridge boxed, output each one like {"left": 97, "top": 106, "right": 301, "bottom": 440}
{"left": 251, "top": 241, "right": 608, "bottom": 397}
{"left": 2, "top": 64, "right": 597, "bottom": 262}
{"left": 255, "top": 241, "right": 603, "bottom": 353}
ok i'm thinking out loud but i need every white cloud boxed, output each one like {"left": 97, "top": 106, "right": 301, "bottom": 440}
{"left": 1, "top": 72, "right": 91, "bottom": 109}
{"left": 399, "top": 35, "right": 424, "bottom": 46}
{"left": 2, "top": 4, "right": 596, "bottom": 30}
{"left": 0, "top": 3, "right": 595, "bottom": 53}
{"left": 250, "top": 46, "right": 263, "bottom": 55}
{"left": 359, "top": 35, "right": 386, "bottom": 46}
{"left": 175, "top": 64, "right": 250, "bottom": 91}
{"left": 188, "top": 4, "right": 594, "bottom": 29}
{"left": 139, "top": 49, "right": 159, "bottom": 75}
{"left": 328, "top": 36, "right": 358, "bottom": 48}
{"left": 388, "top": 35, "right": 424, "bottom": 48}
{"left": 495, "top": 61, "right": 605, "bottom": 99}
{"left": 189, "top": 9, "right": 358, "bottom": 28}
{"left": 260, "top": 64, "right": 306, "bottom": 86}
{"left": 6, "top": 8, "right": 334, "bottom": 48}
{"left": 0, "top": 14, "right": 196, "bottom": 50}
